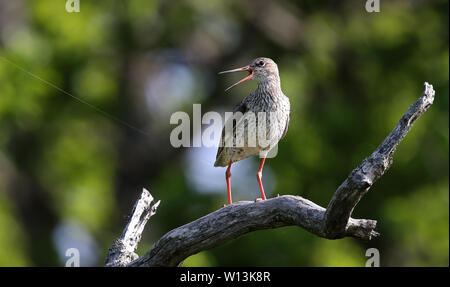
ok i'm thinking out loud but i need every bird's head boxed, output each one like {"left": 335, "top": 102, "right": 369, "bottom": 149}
{"left": 219, "top": 57, "right": 279, "bottom": 91}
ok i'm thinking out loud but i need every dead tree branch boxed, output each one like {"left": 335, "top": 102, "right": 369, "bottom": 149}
{"left": 105, "top": 82, "right": 435, "bottom": 267}
{"left": 105, "top": 188, "right": 160, "bottom": 266}
{"left": 323, "top": 82, "right": 435, "bottom": 238}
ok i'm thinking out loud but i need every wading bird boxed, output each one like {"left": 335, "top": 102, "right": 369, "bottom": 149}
{"left": 215, "top": 57, "right": 290, "bottom": 205}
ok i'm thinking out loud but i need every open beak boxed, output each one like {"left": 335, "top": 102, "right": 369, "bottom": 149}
{"left": 218, "top": 65, "right": 253, "bottom": 92}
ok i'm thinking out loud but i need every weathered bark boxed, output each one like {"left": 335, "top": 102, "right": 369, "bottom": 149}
{"left": 323, "top": 82, "right": 435, "bottom": 238}
{"left": 129, "top": 195, "right": 378, "bottom": 267}
{"left": 105, "top": 189, "right": 160, "bottom": 266}
{"left": 105, "top": 82, "right": 435, "bottom": 267}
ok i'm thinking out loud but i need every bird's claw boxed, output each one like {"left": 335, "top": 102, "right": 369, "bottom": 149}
{"left": 255, "top": 198, "right": 263, "bottom": 202}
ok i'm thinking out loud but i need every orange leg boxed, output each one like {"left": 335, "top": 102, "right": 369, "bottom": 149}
{"left": 256, "top": 157, "right": 267, "bottom": 200}
{"left": 226, "top": 159, "right": 233, "bottom": 205}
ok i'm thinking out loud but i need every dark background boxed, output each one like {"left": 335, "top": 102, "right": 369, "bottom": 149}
{"left": 0, "top": 0, "right": 448, "bottom": 266}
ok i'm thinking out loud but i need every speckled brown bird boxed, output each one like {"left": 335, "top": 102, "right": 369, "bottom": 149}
{"left": 215, "top": 57, "right": 290, "bottom": 205}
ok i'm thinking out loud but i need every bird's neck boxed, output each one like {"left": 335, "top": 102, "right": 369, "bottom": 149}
{"left": 256, "top": 76, "right": 282, "bottom": 95}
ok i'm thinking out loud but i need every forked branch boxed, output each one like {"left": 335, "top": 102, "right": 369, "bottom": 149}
{"left": 105, "top": 82, "right": 435, "bottom": 267}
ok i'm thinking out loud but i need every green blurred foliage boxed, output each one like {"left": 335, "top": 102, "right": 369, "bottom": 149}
{"left": 0, "top": 0, "right": 448, "bottom": 266}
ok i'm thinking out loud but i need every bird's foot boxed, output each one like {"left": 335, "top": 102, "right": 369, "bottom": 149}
{"left": 255, "top": 198, "right": 263, "bottom": 202}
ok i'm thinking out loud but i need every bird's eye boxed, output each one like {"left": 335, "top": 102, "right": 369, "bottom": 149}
{"left": 257, "top": 60, "right": 265, "bottom": 67}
